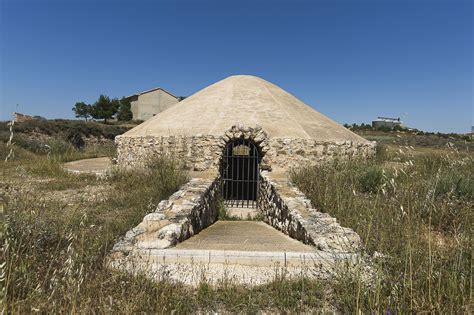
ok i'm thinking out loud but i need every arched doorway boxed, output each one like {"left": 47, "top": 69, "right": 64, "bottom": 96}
{"left": 220, "top": 139, "right": 260, "bottom": 208}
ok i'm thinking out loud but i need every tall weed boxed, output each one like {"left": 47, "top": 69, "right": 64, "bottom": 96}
{"left": 291, "top": 151, "right": 472, "bottom": 312}
{"left": 3, "top": 155, "right": 188, "bottom": 312}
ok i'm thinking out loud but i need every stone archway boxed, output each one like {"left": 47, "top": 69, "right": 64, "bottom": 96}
{"left": 218, "top": 125, "right": 271, "bottom": 170}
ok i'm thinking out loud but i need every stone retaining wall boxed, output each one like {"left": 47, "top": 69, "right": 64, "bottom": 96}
{"left": 110, "top": 171, "right": 364, "bottom": 288}
{"left": 111, "top": 176, "right": 220, "bottom": 257}
{"left": 258, "top": 172, "right": 361, "bottom": 253}
{"left": 116, "top": 133, "right": 375, "bottom": 172}
{"left": 111, "top": 170, "right": 361, "bottom": 258}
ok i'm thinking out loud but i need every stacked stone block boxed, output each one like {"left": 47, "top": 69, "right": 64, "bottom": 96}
{"left": 258, "top": 172, "right": 361, "bottom": 253}
{"left": 116, "top": 126, "right": 376, "bottom": 172}
{"left": 111, "top": 177, "right": 220, "bottom": 258}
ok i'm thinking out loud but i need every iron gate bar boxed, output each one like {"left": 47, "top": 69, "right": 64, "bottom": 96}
{"left": 248, "top": 147, "right": 253, "bottom": 208}
{"left": 221, "top": 138, "right": 259, "bottom": 208}
{"left": 236, "top": 140, "right": 239, "bottom": 207}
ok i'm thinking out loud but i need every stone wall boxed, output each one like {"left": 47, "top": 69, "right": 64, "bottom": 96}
{"left": 111, "top": 176, "right": 220, "bottom": 257}
{"left": 116, "top": 126, "right": 376, "bottom": 172}
{"left": 258, "top": 172, "right": 361, "bottom": 253}
{"left": 111, "top": 171, "right": 361, "bottom": 256}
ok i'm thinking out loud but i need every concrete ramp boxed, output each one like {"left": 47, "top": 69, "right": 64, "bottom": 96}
{"left": 63, "top": 157, "right": 112, "bottom": 176}
{"left": 175, "top": 221, "right": 314, "bottom": 252}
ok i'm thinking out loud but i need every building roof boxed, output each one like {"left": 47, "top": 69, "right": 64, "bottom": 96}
{"left": 124, "top": 87, "right": 177, "bottom": 100}
{"left": 373, "top": 117, "right": 402, "bottom": 123}
{"left": 121, "top": 75, "right": 370, "bottom": 143}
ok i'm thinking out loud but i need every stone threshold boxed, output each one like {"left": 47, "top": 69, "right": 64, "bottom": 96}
{"left": 109, "top": 248, "right": 362, "bottom": 286}
{"left": 129, "top": 248, "right": 357, "bottom": 267}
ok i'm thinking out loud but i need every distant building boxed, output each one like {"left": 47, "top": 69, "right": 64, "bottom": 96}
{"left": 125, "top": 87, "right": 180, "bottom": 121}
{"left": 372, "top": 116, "right": 403, "bottom": 129}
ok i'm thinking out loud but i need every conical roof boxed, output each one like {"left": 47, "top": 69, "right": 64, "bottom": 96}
{"left": 122, "top": 75, "right": 369, "bottom": 143}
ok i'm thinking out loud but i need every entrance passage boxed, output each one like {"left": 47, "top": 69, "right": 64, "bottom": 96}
{"left": 221, "top": 139, "right": 259, "bottom": 208}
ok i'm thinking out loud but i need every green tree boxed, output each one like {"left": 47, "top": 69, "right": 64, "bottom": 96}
{"left": 90, "top": 95, "right": 119, "bottom": 123}
{"left": 117, "top": 97, "right": 133, "bottom": 121}
{"left": 72, "top": 102, "right": 91, "bottom": 121}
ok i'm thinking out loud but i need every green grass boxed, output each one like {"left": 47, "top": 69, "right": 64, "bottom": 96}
{"left": 291, "top": 147, "right": 472, "bottom": 313}
{"left": 216, "top": 198, "right": 264, "bottom": 221}
{"left": 357, "top": 129, "right": 473, "bottom": 150}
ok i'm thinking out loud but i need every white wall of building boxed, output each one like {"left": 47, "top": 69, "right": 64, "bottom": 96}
{"left": 130, "top": 89, "right": 179, "bottom": 121}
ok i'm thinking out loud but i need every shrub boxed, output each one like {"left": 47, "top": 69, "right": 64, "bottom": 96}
{"left": 436, "top": 172, "right": 473, "bottom": 200}
{"left": 375, "top": 144, "right": 389, "bottom": 163}
{"left": 358, "top": 165, "right": 385, "bottom": 193}
{"left": 0, "top": 119, "right": 131, "bottom": 140}
{"left": 66, "top": 130, "right": 85, "bottom": 150}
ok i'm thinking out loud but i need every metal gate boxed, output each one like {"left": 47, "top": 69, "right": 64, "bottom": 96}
{"left": 221, "top": 139, "right": 259, "bottom": 208}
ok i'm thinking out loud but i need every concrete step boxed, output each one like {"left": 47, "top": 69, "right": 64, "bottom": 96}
{"left": 225, "top": 206, "right": 259, "bottom": 219}
{"left": 112, "top": 248, "right": 358, "bottom": 286}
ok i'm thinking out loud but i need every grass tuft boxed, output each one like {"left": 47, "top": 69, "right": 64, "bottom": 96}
{"left": 291, "top": 149, "right": 472, "bottom": 313}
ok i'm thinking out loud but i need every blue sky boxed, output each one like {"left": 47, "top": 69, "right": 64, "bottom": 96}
{"left": 1, "top": 0, "right": 472, "bottom": 133}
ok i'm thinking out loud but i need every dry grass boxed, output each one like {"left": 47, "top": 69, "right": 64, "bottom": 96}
{"left": 2, "top": 143, "right": 191, "bottom": 312}
{"left": 2, "top": 144, "right": 326, "bottom": 313}
{"left": 2, "top": 135, "right": 472, "bottom": 312}
{"left": 291, "top": 144, "right": 473, "bottom": 313}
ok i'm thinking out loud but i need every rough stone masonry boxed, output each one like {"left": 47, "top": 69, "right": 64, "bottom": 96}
{"left": 116, "top": 132, "right": 375, "bottom": 172}
{"left": 110, "top": 75, "right": 376, "bottom": 284}
{"left": 111, "top": 170, "right": 361, "bottom": 260}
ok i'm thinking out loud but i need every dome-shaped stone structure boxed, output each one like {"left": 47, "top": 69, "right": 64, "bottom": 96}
{"left": 116, "top": 75, "right": 375, "bottom": 171}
